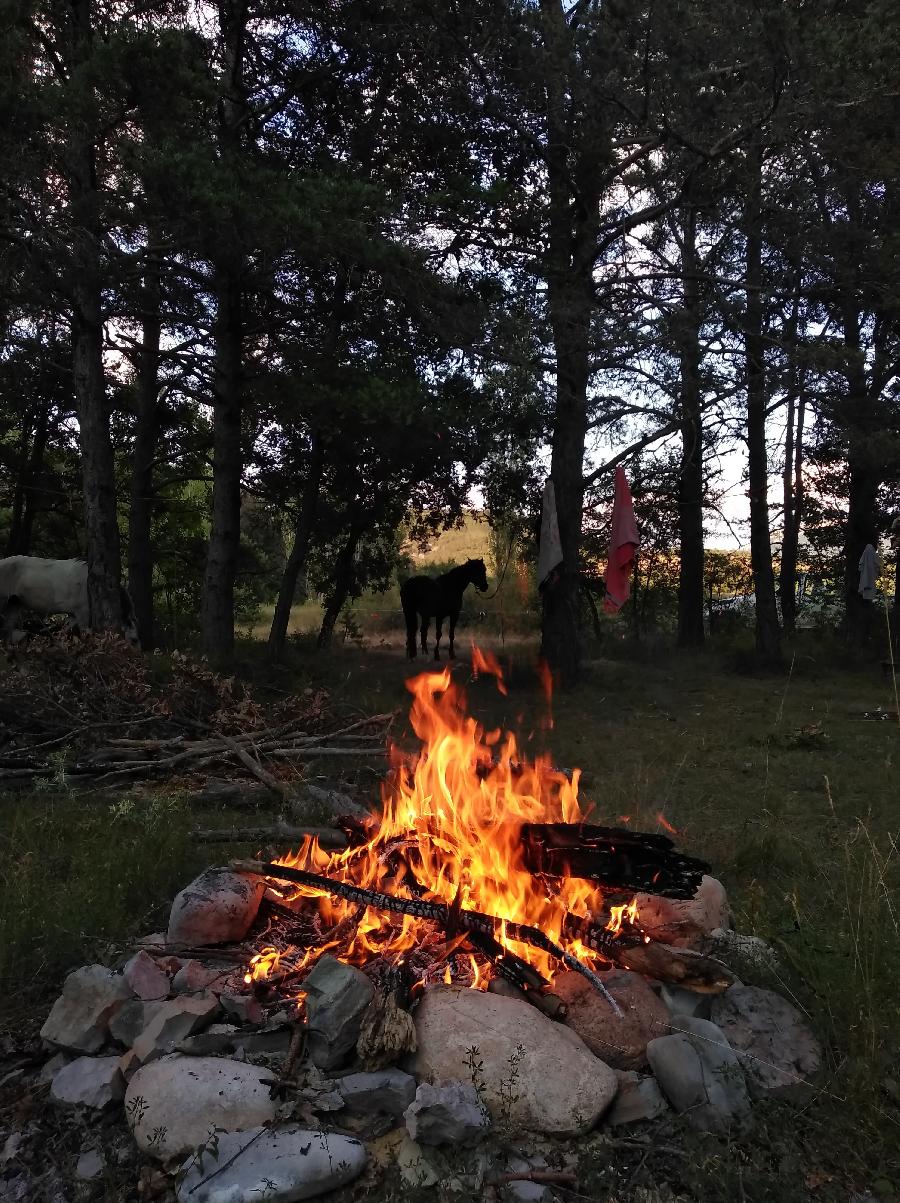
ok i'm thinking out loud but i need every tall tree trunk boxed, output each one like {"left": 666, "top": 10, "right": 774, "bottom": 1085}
{"left": 67, "top": 0, "right": 123, "bottom": 628}
{"left": 676, "top": 206, "right": 705, "bottom": 648}
{"left": 128, "top": 244, "right": 163, "bottom": 649}
{"left": 317, "top": 522, "right": 364, "bottom": 649}
{"left": 268, "top": 433, "right": 323, "bottom": 660}
{"left": 743, "top": 148, "right": 782, "bottom": 665}
{"left": 7, "top": 399, "right": 49, "bottom": 556}
{"left": 779, "top": 385, "right": 806, "bottom": 637}
{"left": 202, "top": 0, "right": 248, "bottom": 659}
{"left": 537, "top": 0, "right": 598, "bottom": 687}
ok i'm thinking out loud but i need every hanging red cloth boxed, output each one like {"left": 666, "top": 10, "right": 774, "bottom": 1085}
{"left": 603, "top": 466, "right": 639, "bottom": 614}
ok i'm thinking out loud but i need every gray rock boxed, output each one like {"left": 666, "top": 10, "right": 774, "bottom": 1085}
{"left": 40, "top": 965, "right": 132, "bottom": 1053}
{"left": 710, "top": 984, "right": 821, "bottom": 1095}
{"left": 505, "top": 1183, "right": 553, "bottom": 1203}
{"left": 647, "top": 1016, "right": 751, "bottom": 1132}
{"left": 220, "top": 993, "right": 264, "bottom": 1026}
{"left": 339, "top": 1068, "right": 417, "bottom": 1117}
{"left": 303, "top": 955, "right": 374, "bottom": 1069}
{"left": 109, "top": 1000, "right": 168, "bottom": 1048}
{"left": 607, "top": 1071, "right": 669, "bottom": 1126}
{"left": 659, "top": 984, "right": 711, "bottom": 1021}
{"left": 39, "top": 1052, "right": 72, "bottom": 1083}
{"left": 167, "top": 868, "right": 265, "bottom": 947}
{"left": 704, "top": 929, "right": 779, "bottom": 974}
{"left": 129, "top": 995, "right": 220, "bottom": 1067}
{"left": 125, "top": 1055, "right": 279, "bottom": 1161}
{"left": 171, "top": 960, "right": 226, "bottom": 994}
{"left": 404, "top": 1081, "right": 490, "bottom": 1146}
{"left": 408, "top": 985, "right": 617, "bottom": 1136}
{"left": 51, "top": 1056, "right": 124, "bottom": 1109}
{"left": 123, "top": 951, "right": 170, "bottom": 1001}
{"left": 175, "top": 1126, "right": 367, "bottom": 1202}
{"left": 75, "top": 1149, "right": 105, "bottom": 1181}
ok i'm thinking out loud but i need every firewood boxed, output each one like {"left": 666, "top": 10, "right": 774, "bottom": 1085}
{"left": 193, "top": 825, "right": 348, "bottom": 849}
{"left": 603, "top": 938, "right": 735, "bottom": 993}
{"left": 520, "top": 821, "right": 709, "bottom": 898}
{"left": 356, "top": 968, "right": 417, "bottom": 1070}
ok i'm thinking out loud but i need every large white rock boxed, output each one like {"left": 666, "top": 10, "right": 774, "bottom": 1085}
{"left": 167, "top": 869, "right": 265, "bottom": 947}
{"left": 125, "top": 1055, "right": 279, "bottom": 1161}
{"left": 41, "top": 965, "right": 132, "bottom": 1053}
{"left": 175, "top": 1126, "right": 367, "bottom": 1202}
{"left": 408, "top": 986, "right": 617, "bottom": 1136}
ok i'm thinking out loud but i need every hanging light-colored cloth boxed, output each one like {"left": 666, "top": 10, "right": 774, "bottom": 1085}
{"left": 537, "top": 478, "right": 564, "bottom": 589}
{"left": 603, "top": 466, "right": 640, "bottom": 614}
{"left": 858, "top": 543, "right": 880, "bottom": 600}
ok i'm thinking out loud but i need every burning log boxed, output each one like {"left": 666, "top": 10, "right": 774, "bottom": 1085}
{"left": 231, "top": 858, "right": 624, "bottom": 1017}
{"left": 520, "top": 822, "right": 709, "bottom": 899}
{"left": 565, "top": 916, "right": 735, "bottom": 993}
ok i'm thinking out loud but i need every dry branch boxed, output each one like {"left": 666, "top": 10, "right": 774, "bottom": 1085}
{"left": 193, "top": 825, "right": 348, "bottom": 850}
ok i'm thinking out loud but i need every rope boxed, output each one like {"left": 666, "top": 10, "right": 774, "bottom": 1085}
{"left": 482, "top": 532, "right": 518, "bottom": 601}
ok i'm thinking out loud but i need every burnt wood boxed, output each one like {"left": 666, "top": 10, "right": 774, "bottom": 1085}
{"left": 520, "top": 822, "right": 709, "bottom": 898}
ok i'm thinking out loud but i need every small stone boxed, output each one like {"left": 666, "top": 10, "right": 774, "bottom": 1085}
{"left": 404, "top": 1081, "right": 491, "bottom": 1146}
{"left": 75, "top": 1149, "right": 105, "bottom": 1181}
{"left": 40, "top": 965, "right": 132, "bottom": 1053}
{"left": 51, "top": 1055, "right": 125, "bottom": 1109}
{"left": 505, "top": 1183, "right": 553, "bottom": 1203}
{"left": 220, "top": 993, "right": 265, "bottom": 1027}
{"left": 303, "top": 955, "right": 374, "bottom": 1069}
{"left": 171, "top": 960, "right": 225, "bottom": 994}
{"left": 409, "top": 986, "right": 617, "bottom": 1136}
{"left": 554, "top": 969, "right": 670, "bottom": 1070}
{"left": 109, "top": 1000, "right": 168, "bottom": 1048}
{"left": 175, "top": 1126, "right": 367, "bottom": 1202}
{"left": 125, "top": 1055, "right": 279, "bottom": 1161}
{"left": 396, "top": 1134, "right": 444, "bottom": 1188}
{"left": 129, "top": 996, "right": 220, "bottom": 1067}
{"left": 710, "top": 984, "right": 821, "bottom": 1095}
{"left": 659, "top": 984, "right": 711, "bottom": 1021}
{"left": 339, "top": 1068, "right": 417, "bottom": 1117}
{"left": 607, "top": 1071, "right": 669, "bottom": 1126}
{"left": 647, "top": 1016, "right": 750, "bottom": 1132}
{"left": 167, "top": 868, "right": 265, "bottom": 947}
{"left": 634, "top": 875, "right": 730, "bottom": 948}
{"left": 123, "top": 951, "right": 170, "bottom": 1001}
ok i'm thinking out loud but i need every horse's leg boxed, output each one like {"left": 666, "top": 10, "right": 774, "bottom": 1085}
{"left": 420, "top": 613, "right": 429, "bottom": 656}
{"left": 403, "top": 603, "right": 418, "bottom": 659}
{"left": 448, "top": 605, "right": 461, "bottom": 659}
{"left": 434, "top": 613, "right": 444, "bottom": 661}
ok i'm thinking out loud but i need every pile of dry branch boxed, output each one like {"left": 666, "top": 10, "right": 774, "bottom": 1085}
{"left": 0, "top": 635, "right": 392, "bottom": 791}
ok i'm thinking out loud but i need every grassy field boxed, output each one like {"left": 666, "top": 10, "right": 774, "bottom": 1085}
{"left": 1, "top": 636, "right": 898, "bottom": 1199}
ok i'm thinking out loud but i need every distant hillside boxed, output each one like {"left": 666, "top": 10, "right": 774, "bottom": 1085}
{"left": 407, "top": 514, "right": 491, "bottom": 565}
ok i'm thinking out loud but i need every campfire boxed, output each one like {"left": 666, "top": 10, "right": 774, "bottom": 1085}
{"left": 233, "top": 651, "right": 721, "bottom": 1023}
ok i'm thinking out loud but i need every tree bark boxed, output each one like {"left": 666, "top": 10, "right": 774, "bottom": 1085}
{"left": 67, "top": 0, "right": 123, "bottom": 628}
{"left": 268, "top": 432, "right": 323, "bottom": 660}
{"left": 202, "top": 0, "right": 248, "bottom": 659}
{"left": 743, "top": 148, "right": 782, "bottom": 665}
{"left": 127, "top": 244, "right": 163, "bottom": 649}
{"left": 537, "top": 0, "right": 598, "bottom": 687}
{"left": 317, "top": 522, "right": 364, "bottom": 649}
{"left": 779, "top": 387, "right": 806, "bottom": 637}
{"left": 7, "top": 398, "right": 50, "bottom": 556}
{"left": 676, "top": 206, "right": 705, "bottom": 648}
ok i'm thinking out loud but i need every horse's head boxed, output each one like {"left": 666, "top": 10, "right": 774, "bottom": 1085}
{"left": 118, "top": 585, "right": 140, "bottom": 648}
{"left": 467, "top": 558, "right": 489, "bottom": 593}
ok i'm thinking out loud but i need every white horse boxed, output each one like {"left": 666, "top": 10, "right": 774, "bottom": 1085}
{"left": 0, "top": 556, "right": 139, "bottom": 645}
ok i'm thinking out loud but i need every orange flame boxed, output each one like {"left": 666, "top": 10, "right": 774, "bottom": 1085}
{"left": 656, "top": 811, "right": 679, "bottom": 836}
{"left": 536, "top": 658, "right": 554, "bottom": 729}
{"left": 244, "top": 946, "right": 281, "bottom": 985}
{"left": 273, "top": 652, "right": 636, "bottom": 983}
{"left": 471, "top": 645, "right": 508, "bottom": 694}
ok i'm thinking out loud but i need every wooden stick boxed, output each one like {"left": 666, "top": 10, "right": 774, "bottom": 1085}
{"left": 193, "top": 825, "right": 348, "bottom": 849}
{"left": 218, "top": 733, "right": 288, "bottom": 799}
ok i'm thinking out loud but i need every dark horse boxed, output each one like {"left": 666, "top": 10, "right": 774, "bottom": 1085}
{"left": 400, "top": 558, "right": 489, "bottom": 660}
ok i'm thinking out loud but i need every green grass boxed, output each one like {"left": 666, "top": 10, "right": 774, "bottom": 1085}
{"left": 2, "top": 637, "right": 898, "bottom": 1198}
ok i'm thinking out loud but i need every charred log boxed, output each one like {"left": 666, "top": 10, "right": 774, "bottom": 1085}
{"left": 520, "top": 822, "right": 709, "bottom": 898}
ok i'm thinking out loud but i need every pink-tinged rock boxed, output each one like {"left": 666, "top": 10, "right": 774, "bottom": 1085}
{"left": 408, "top": 986, "right": 617, "bottom": 1136}
{"left": 171, "top": 960, "right": 227, "bottom": 994}
{"left": 167, "top": 869, "right": 265, "bottom": 947}
{"left": 633, "top": 876, "right": 730, "bottom": 949}
{"left": 129, "top": 995, "right": 220, "bottom": 1067}
{"left": 554, "top": 969, "right": 670, "bottom": 1070}
{"left": 51, "top": 1055, "right": 125, "bottom": 1109}
{"left": 221, "top": 993, "right": 265, "bottom": 1027}
{"left": 124, "top": 951, "right": 170, "bottom": 1001}
{"left": 40, "top": 965, "right": 132, "bottom": 1053}
{"left": 125, "top": 1055, "right": 279, "bottom": 1160}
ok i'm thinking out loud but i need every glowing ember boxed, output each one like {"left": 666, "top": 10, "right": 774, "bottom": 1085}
{"left": 256, "top": 651, "right": 637, "bottom": 986}
{"left": 244, "top": 946, "right": 281, "bottom": 985}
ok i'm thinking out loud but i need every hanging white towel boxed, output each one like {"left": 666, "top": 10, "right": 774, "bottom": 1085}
{"left": 537, "top": 478, "right": 564, "bottom": 589}
{"left": 858, "top": 543, "right": 880, "bottom": 600}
